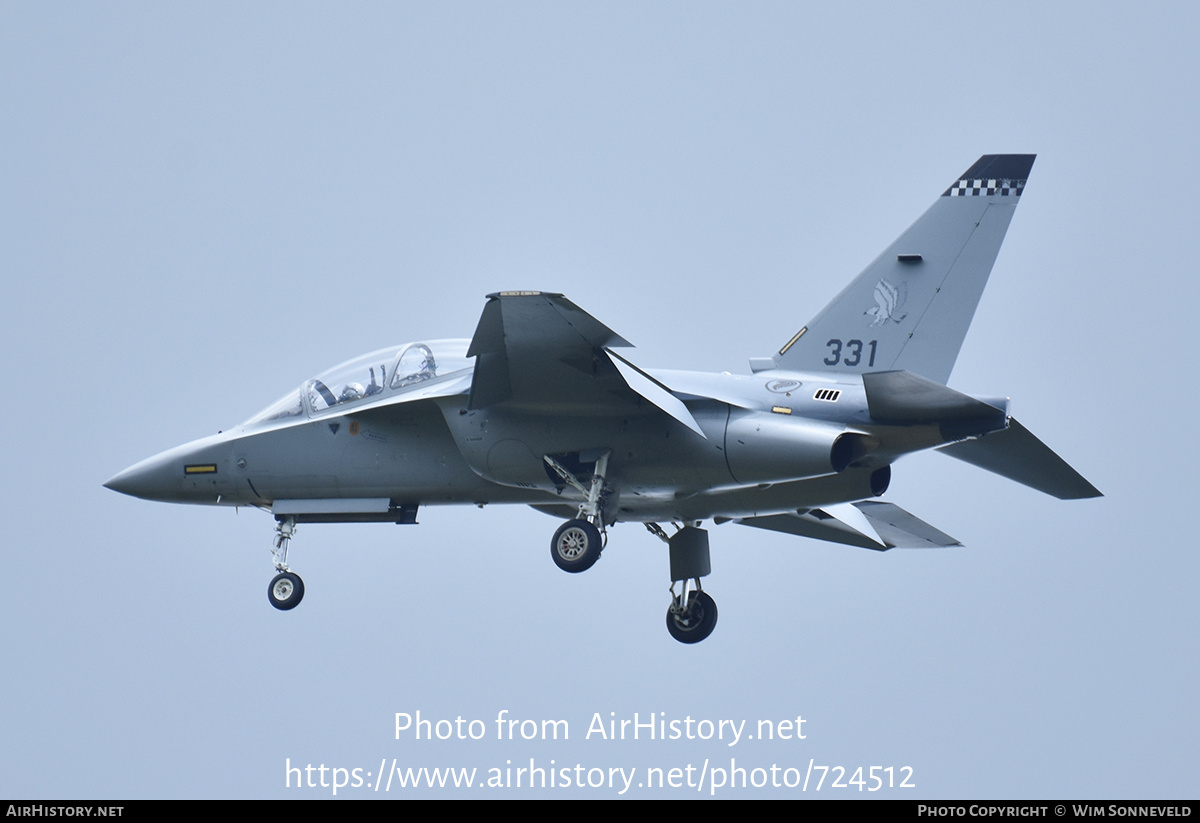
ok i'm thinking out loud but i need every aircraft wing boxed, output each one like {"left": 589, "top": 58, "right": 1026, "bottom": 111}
{"left": 731, "top": 501, "right": 962, "bottom": 550}
{"left": 466, "top": 291, "right": 705, "bottom": 435}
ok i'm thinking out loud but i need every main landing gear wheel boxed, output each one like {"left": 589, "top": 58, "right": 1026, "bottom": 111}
{"left": 268, "top": 571, "right": 305, "bottom": 611}
{"left": 666, "top": 590, "right": 718, "bottom": 644}
{"left": 551, "top": 519, "right": 602, "bottom": 573}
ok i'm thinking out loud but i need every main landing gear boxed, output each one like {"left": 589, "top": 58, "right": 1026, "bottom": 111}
{"left": 666, "top": 589, "right": 718, "bottom": 644}
{"left": 544, "top": 451, "right": 610, "bottom": 574}
{"left": 655, "top": 523, "right": 717, "bottom": 644}
{"left": 268, "top": 517, "right": 305, "bottom": 611}
{"left": 551, "top": 519, "right": 603, "bottom": 573}
{"left": 544, "top": 477, "right": 720, "bottom": 643}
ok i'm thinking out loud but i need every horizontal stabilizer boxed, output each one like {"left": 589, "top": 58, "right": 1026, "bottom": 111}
{"left": 863, "top": 369, "right": 1008, "bottom": 442}
{"left": 863, "top": 370, "right": 1007, "bottom": 422}
{"left": 937, "top": 418, "right": 1102, "bottom": 499}
{"left": 735, "top": 501, "right": 961, "bottom": 551}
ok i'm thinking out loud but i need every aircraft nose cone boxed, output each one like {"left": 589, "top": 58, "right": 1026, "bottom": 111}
{"left": 103, "top": 470, "right": 130, "bottom": 495}
{"left": 104, "top": 453, "right": 177, "bottom": 501}
{"left": 105, "top": 432, "right": 235, "bottom": 503}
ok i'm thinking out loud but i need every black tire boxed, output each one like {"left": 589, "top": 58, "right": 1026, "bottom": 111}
{"left": 550, "top": 519, "right": 602, "bottom": 573}
{"left": 666, "top": 590, "right": 718, "bottom": 644}
{"left": 268, "top": 571, "right": 305, "bottom": 611}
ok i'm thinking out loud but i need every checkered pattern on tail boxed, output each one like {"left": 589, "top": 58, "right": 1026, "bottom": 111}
{"left": 944, "top": 178, "right": 1026, "bottom": 197}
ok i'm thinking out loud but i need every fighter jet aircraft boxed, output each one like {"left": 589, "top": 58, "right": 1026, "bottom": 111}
{"left": 106, "top": 154, "right": 1100, "bottom": 644}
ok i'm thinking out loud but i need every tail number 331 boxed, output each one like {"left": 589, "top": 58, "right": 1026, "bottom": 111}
{"left": 824, "top": 339, "right": 878, "bottom": 367}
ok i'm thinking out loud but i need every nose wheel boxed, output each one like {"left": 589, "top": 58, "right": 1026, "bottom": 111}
{"left": 268, "top": 517, "right": 305, "bottom": 611}
{"left": 268, "top": 571, "right": 305, "bottom": 610}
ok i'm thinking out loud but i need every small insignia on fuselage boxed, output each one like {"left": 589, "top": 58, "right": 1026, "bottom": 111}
{"left": 349, "top": 421, "right": 360, "bottom": 436}
{"left": 765, "top": 379, "right": 801, "bottom": 393}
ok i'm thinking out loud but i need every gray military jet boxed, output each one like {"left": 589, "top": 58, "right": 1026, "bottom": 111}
{"left": 106, "top": 154, "right": 1100, "bottom": 644}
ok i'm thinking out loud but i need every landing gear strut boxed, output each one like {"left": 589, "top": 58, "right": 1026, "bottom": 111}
{"left": 652, "top": 523, "right": 718, "bottom": 644}
{"left": 268, "top": 517, "right": 305, "bottom": 611}
{"left": 545, "top": 451, "right": 610, "bottom": 574}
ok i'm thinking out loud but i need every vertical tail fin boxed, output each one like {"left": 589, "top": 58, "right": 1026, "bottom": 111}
{"left": 774, "top": 155, "right": 1035, "bottom": 384}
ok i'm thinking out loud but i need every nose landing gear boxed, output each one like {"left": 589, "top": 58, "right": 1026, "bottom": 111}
{"left": 268, "top": 517, "right": 305, "bottom": 611}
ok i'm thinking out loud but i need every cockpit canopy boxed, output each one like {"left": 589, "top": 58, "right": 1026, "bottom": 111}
{"left": 243, "top": 339, "right": 472, "bottom": 428}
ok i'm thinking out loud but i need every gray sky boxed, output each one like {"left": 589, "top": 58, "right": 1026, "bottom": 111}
{"left": 3, "top": 2, "right": 1196, "bottom": 798}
